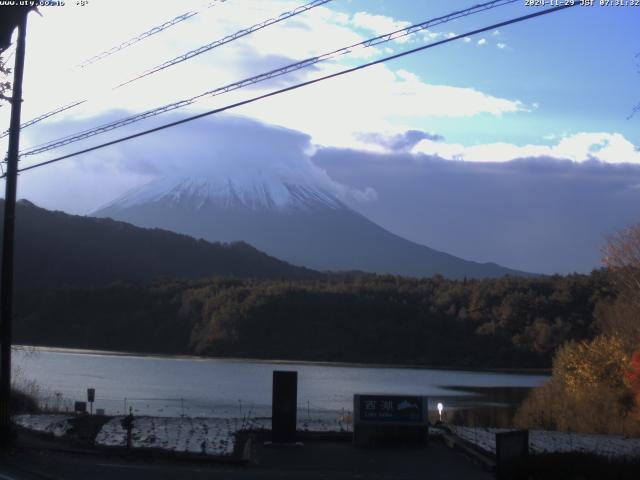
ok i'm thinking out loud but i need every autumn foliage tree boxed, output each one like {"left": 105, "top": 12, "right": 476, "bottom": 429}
{"left": 515, "top": 336, "right": 638, "bottom": 435}
{"left": 517, "top": 223, "right": 640, "bottom": 435}
{"left": 626, "top": 351, "right": 640, "bottom": 420}
{"left": 599, "top": 224, "right": 640, "bottom": 349}
{"left": 603, "top": 224, "right": 640, "bottom": 295}
{"left": 553, "top": 336, "right": 630, "bottom": 395}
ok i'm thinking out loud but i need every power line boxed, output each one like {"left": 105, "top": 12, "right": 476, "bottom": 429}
{"left": 5, "top": 4, "right": 578, "bottom": 178}
{"left": 0, "top": 100, "right": 86, "bottom": 140}
{"left": 74, "top": 1, "right": 228, "bottom": 70}
{"left": 1, "top": 0, "right": 333, "bottom": 140}
{"left": 74, "top": 1, "right": 228, "bottom": 69}
{"left": 18, "top": 0, "right": 519, "bottom": 159}
{"left": 116, "top": 0, "right": 335, "bottom": 89}
{"left": 0, "top": 1, "right": 225, "bottom": 139}
{"left": 10, "top": 100, "right": 86, "bottom": 131}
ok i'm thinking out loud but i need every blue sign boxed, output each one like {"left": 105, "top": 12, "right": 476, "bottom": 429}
{"left": 358, "top": 395, "right": 423, "bottom": 422}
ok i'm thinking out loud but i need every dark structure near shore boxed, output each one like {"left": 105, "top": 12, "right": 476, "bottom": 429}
{"left": 272, "top": 371, "right": 298, "bottom": 443}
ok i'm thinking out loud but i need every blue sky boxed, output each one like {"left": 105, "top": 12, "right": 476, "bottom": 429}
{"left": 1, "top": 0, "right": 639, "bottom": 273}
{"left": 335, "top": 1, "right": 636, "bottom": 166}
{"left": 331, "top": 0, "right": 640, "bottom": 147}
{"left": 2, "top": 0, "right": 638, "bottom": 160}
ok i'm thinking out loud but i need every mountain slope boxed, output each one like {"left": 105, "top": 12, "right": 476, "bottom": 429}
{"left": 95, "top": 176, "right": 529, "bottom": 279}
{"left": 0, "top": 199, "right": 319, "bottom": 290}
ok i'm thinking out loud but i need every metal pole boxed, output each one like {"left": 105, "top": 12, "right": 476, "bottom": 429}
{"left": 0, "top": 14, "right": 28, "bottom": 444}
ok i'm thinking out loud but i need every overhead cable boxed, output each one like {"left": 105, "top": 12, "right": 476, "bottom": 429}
{"left": 1, "top": 0, "right": 332, "bottom": 139}
{"left": 18, "top": 0, "right": 519, "bottom": 158}
{"left": 74, "top": 1, "right": 229, "bottom": 69}
{"left": 6, "top": 4, "right": 579, "bottom": 178}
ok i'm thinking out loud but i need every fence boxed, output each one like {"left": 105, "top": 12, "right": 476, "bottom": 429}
{"left": 31, "top": 390, "right": 354, "bottom": 431}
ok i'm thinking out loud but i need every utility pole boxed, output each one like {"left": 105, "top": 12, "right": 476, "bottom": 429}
{"left": 0, "top": 12, "right": 28, "bottom": 446}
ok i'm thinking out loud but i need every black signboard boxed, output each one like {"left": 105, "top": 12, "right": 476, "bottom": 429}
{"left": 272, "top": 371, "right": 297, "bottom": 443}
{"left": 358, "top": 395, "right": 423, "bottom": 423}
{"left": 87, "top": 388, "right": 95, "bottom": 403}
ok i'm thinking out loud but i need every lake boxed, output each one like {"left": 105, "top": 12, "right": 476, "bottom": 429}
{"left": 13, "top": 347, "right": 548, "bottom": 419}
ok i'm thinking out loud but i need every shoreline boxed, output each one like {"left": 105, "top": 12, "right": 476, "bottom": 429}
{"left": 14, "top": 344, "right": 551, "bottom": 376}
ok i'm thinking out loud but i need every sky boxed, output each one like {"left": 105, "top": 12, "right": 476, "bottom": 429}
{"left": 0, "top": 0, "right": 639, "bottom": 274}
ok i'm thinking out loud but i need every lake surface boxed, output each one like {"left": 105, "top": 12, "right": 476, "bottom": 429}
{"left": 13, "top": 347, "right": 548, "bottom": 418}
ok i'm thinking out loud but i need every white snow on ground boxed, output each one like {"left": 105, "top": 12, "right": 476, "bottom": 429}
{"left": 13, "top": 414, "right": 72, "bottom": 437}
{"left": 19, "top": 414, "right": 639, "bottom": 460}
{"left": 94, "top": 415, "right": 352, "bottom": 457}
{"left": 449, "top": 426, "right": 640, "bottom": 460}
{"left": 95, "top": 417, "right": 238, "bottom": 456}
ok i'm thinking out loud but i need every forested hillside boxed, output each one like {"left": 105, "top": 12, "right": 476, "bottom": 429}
{"left": 0, "top": 199, "right": 318, "bottom": 289}
{"left": 14, "top": 272, "right": 614, "bottom": 368}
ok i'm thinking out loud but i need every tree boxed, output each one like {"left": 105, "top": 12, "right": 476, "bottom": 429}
{"left": 515, "top": 336, "right": 639, "bottom": 435}
{"left": 553, "top": 336, "right": 629, "bottom": 395}
{"left": 515, "top": 226, "right": 640, "bottom": 435}
{"left": 603, "top": 223, "right": 640, "bottom": 294}
{"left": 0, "top": 53, "right": 10, "bottom": 106}
{"left": 600, "top": 223, "right": 640, "bottom": 347}
{"left": 626, "top": 351, "right": 640, "bottom": 419}
{"left": 1, "top": 6, "right": 39, "bottom": 106}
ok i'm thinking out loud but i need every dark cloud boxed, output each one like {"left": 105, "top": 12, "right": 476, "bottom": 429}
{"left": 312, "top": 148, "right": 640, "bottom": 274}
{"left": 356, "top": 130, "right": 444, "bottom": 153}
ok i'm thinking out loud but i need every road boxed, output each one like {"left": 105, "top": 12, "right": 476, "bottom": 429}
{"left": 1, "top": 440, "right": 493, "bottom": 480}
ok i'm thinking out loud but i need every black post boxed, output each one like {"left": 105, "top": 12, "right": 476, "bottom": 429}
{"left": 272, "top": 371, "right": 297, "bottom": 443}
{"left": 0, "top": 14, "right": 28, "bottom": 444}
{"left": 496, "top": 430, "right": 529, "bottom": 480}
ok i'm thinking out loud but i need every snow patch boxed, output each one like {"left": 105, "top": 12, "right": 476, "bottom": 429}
{"left": 449, "top": 425, "right": 640, "bottom": 460}
{"left": 96, "top": 416, "right": 237, "bottom": 456}
{"left": 13, "top": 414, "right": 73, "bottom": 437}
{"left": 95, "top": 415, "right": 352, "bottom": 457}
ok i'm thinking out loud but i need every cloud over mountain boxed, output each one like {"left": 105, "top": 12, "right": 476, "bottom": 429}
{"left": 356, "top": 130, "right": 444, "bottom": 153}
{"left": 314, "top": 147, "right": 640, "bottom": 274}
{"left": 16, "top": 113, "right": 378, "bottom": 213}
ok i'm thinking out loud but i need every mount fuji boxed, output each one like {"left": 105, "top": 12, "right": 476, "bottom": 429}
{"left": 93, "top": 172, "right": 526, "bottom": 279}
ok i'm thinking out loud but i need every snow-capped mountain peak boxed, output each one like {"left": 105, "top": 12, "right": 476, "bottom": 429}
{"left": 97, "top": 175, "right": 344, "bottom": 213}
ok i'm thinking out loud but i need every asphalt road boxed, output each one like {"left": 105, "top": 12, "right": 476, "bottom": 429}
{"left": 0, "top": 440, "right": 493, "bottom": 480}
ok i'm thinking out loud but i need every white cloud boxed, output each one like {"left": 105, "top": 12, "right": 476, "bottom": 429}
{"left": 423, "top": 30, "right": 443, "bottom": 41}
{"left": 463, "top": 37, "right": 472, "bottom": 43}
{"left": 351, "top": 12, "right": 411, "bottom": 39}
{"left": 492, "top": 30, "right": 501, "bottom": 36}
{"left": 497, "top": 42, "right": 507, "bottom": 49}
{"left": 2, "top": 1, "right": 382, "bottom": 123}
{"left": 0, "top": 0, "right": 525, "bottom": 158}
{"left": 234, "top": 65, "right": 524, "bottom": 149}
{"left": 477, "top": 38, "right": 487, "bottom": 46}
{"left": 347, "top": 186, "right": 378, "bottom": 203}
{"left": 412, "top": 132, "right": 640, "bottom": 164}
